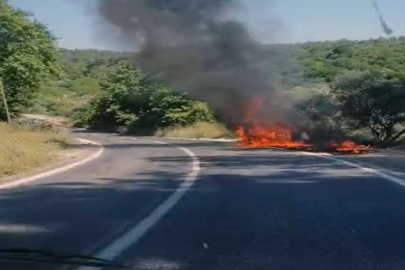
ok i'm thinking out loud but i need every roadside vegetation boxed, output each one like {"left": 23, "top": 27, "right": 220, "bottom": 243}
{"left": 25, "top": 49, "right": 132, "bottom": 118}
{"left": 73, "top": 63, "right": 219, "bottom": 135}
{"left": 0, "top": 123, "right": 69, "bottom": 178}
{"left": 32, "top": 38, "right": 405, "bottom": 143}
{"left": 1, "top": 0, "right": 405, "bottom": 147}
{"left": 295, "top": 38, "right": 405, "bottom": 144}
{"left": 0, "top": 0, "right": 70, "bottom": 178}
{"left": 0, "top": 0, "right": 60, "bottom": 120}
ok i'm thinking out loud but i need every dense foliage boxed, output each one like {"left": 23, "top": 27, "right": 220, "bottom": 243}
{"left": 300, "top": 38, "right": 405, "bottom": 82}
{"left": 0, "top": 0, "right": 59, "bottom": 119}
{"left": 75, "top": 63, "right": 215, "bottom": 134}
{"left": 295, "top": 38, "right": 405, "bottom": 142}
{"left": 333, "top": 71, "right": 405, "bottom": 142}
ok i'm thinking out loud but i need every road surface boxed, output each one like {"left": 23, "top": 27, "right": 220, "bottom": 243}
{"left": 1, "top": 131, "right": 405, "bottom": 270}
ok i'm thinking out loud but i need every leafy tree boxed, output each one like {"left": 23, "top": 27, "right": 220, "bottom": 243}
{"left": 76, "top": 63, "right": 215, "bottom": 133}
{"left": 0, "top": 0, "right": 59, "bottom": 118}
{"left": 332, "top": 71, "right": 405, "bottom": 142}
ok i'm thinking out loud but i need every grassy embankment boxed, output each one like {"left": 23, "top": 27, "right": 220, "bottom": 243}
{"left": 0, "top": 123, "right": 69, "bottom": 178}
{"left": 156, "top": 122, "right": 235, "bottom": 139}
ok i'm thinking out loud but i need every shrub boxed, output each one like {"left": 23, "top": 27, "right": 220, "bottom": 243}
{"left": 76, "top": 63, "right": 216, "bottom": 134}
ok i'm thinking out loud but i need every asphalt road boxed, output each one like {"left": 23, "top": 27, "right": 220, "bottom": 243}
{"left": 1, "top": 131, "right": 405, "bottom": 270}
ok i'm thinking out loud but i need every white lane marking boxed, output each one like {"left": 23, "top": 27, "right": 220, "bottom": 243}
{"left": 301, "top": 151, "right": 405, "bottom": 187}
{"left": 0, "top": 139, "right": 104, "bottom": 190}
{"left": 77, "top": 138, "right": 201, "bottom": 270}
{"left": 0, "top": 224, "right": 47, "bottom": 234}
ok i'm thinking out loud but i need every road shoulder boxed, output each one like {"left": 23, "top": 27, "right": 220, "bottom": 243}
{"left": 0, "top": 138, "right": 103, "bottom": 188}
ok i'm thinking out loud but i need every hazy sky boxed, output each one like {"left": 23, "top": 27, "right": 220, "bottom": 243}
{"left": 9, "top": 0, "right": 405, "bottom": 50}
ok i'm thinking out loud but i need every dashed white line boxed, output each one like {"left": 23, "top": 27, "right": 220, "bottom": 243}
{"left": 301, "top": 151, "right": 405, "bottom": 187}
{"left": 0, "top": 139, "right": 104, "bottom": 190}
{"left": 77, "top": 138, "right": 201, "bottom": 270}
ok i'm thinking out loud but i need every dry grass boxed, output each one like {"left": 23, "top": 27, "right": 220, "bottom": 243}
{"left": 156, "top": 122, "right": 235, "bottom": 139}
{"left": 0, "top": 123, "right": 70, "bottom": 178}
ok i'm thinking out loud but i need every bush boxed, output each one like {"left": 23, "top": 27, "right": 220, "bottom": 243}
{"left": 75, "top": 63, "right": 216, "bottom": 134}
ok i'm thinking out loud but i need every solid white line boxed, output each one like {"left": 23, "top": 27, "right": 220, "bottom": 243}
{"left": 77, "top": 138, "right": 200, "bottom": 270}
{"left": 0, "top": 139, "right": 104, "bottom": 190}
{"left": 301, "top": 151, "right": 405, "bottom": 187}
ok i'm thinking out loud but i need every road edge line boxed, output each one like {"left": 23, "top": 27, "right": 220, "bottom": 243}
{"left": 78, "top": 138, "right": 201, "bottom": 269}
{"left": 0, "top": 138, "right": 104, "bottom": 190}
{"left": 301, "top": 151, "right": 405, "bottom": 187}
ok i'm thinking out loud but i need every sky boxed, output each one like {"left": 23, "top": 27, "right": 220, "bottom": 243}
{"left": 8, "top": 0, "right": 405, "bottom": 50}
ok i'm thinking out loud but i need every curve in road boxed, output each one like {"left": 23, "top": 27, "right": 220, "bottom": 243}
{"left": 82, "top": 137, "right": 200, "bottom": 268}
{"left": 1, "top": 131, "right": 405, "bottom": 270}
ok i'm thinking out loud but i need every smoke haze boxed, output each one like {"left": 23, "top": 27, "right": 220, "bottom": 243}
{"left": 95, "top": 0, "right": 287, "bottom": 126}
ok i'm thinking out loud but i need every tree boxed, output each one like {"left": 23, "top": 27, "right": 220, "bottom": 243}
{"left": 0, "top": 0, "right": 59, "bottom": 119}
{"left": 0, "top": 78, "right": 10, "bottom": 122}
{"left": 76, "top": 63, "right": 215, "bottom": 133}
{"left": 332, "top": 71, "right": 405, "bottom": 142}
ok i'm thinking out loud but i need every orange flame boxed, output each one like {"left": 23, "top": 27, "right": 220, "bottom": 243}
{"left": 237, "top": 124, "right": 311, "bottom": 150}
{"left": 330, "top": 141, "right": 371, "bottom": 155}
{"left": 236, "top": 98, "right": 311, "bottom": 150}
{"left": 236, "top": 98, "right": 371, "bottom": 154}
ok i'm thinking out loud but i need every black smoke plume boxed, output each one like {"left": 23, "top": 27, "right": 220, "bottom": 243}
{"left": 96, "top": 0, "right": 283, "bottom": 127}
{"left": 373, "top": 1, "right": 394, "bottom": 36}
